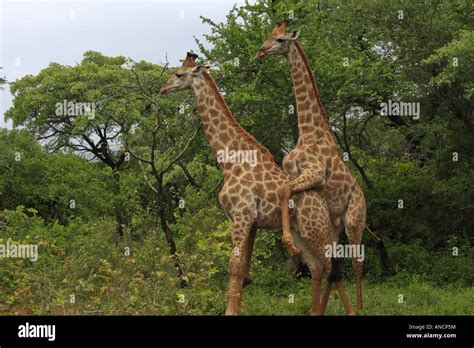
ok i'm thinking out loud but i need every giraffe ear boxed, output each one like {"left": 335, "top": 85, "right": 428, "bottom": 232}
{"left": 191, "top": 64, "right": 211, "bottom": 75}
{"left": 290, "top": 30, "right": 300, "bottom": 40}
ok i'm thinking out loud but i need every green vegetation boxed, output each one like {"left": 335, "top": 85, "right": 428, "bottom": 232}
{"left": 1, "top": 0, "right": 473, "bottom": 315}
{"left": 1, "top": 206, "right": 472, "bottom": 315}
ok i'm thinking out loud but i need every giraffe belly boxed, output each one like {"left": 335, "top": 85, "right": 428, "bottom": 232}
{"left": 319, "top": 179, "right": 351, "bottom": 212}
{"left": 324, "top": 197, "right": 348, "bottom": 220}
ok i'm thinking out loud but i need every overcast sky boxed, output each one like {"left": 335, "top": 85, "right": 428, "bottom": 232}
{"left": 0, "top": 0, "right": 246, "bottom": 128}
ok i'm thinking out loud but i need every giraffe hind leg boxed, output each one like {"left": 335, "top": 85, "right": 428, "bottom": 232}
{"left": 293, "top": 191, "right": 337, "bottom": 316}
{"left": 335, "top": 281, "right": 356, "bottom": 316}
{"left": 320, "top": 281, "right": 333, "bottom": 315}
{"left": 310, "top": 265, "right": 323, "bottom": 315}
{"left": 344, "top": 185, "right": 366, "bottom": 312}
{"left": 242, "top": 225, "right": 257, "bottom": 288}
{"left": 225, "top": 215, "right": 256, "bottom": 316}
{"left": 320, "top": 257, "right": 342, "bottom": 315}
{"left": 320, "top": 221, "right": 344, "bottom": 314}
{"left": 320, "top": 258, "right": 356, "bottom": 316}
{"left": 289, "top": 232, "right": 325, "bottom": 316}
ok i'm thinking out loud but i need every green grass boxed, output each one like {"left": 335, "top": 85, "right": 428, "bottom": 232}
{"left": 242, "top": 277, "right": 474, "bottom": 316}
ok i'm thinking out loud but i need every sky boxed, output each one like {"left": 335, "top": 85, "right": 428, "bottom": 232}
{"left": 0, "top": 0, "right": 247, "bottom": 128}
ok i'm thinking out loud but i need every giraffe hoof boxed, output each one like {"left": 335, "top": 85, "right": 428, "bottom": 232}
{"left": 288, "top": 246, "right": 302, "bottom": 257}
{"left": 347, "top": 310, "right": 357, "bottom": 316}
{"left": 224, "top": 310, "right": 240, "bottom": 316}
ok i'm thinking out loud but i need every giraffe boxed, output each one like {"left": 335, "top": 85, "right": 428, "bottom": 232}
{"left": 160, "top": 52, "right": 355, "bottom": 315}
{"left": 257, "top": 20, "right": 367, "bottom": 312}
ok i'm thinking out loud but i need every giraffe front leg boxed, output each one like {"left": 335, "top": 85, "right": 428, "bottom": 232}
{"left": 289, "top": 166, "right": 326, "bottom": 193}
{"left": 225, "top": 216, "right": 255, "bottom": 316}
{"left": 279, "top": 166, "right": 326, "bottom": 256}
{"left": 278, "top": 186, "right": 302, "bottom": 256}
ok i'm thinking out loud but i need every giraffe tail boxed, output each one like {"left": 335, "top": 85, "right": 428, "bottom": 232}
{"left": 328, "top": 257, "right": 343, "bottom": 282}
{"left": 364, "top": 224, "right": 395, "bottom": 277}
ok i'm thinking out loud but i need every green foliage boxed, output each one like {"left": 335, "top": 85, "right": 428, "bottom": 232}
{"left": 364, "top": 158, "right": 472, "bottom": 246}
{"left": 0, "top": 129, "right": 115, "bottom": 222}
{"left": 387, "top": 239, "right": 474, "bottom": 286}
{"left": 423, "top": 30, "right": 474, "bottom": 99}
{"left": 0, "top": 206, "right": 227, "bottom": 315}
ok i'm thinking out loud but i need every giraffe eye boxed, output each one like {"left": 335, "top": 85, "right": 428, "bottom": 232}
{"left": 176, "top": 73, "right": 183, "bottom": 78}
{"left": 277, "top": 38, "right": 285, "bottom": 43}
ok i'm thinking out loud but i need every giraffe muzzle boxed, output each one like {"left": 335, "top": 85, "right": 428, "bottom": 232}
{"left": 256, "top": 48, "right": 267, "bottom": 59}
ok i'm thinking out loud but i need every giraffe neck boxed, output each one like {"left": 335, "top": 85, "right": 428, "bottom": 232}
{"left": 192, "top": 71, "right": 274, "bottom": 167}
{"left": 287, "top": 41, "right": 333, "bottom": 144}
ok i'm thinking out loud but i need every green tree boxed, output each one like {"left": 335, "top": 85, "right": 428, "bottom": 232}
{"left": 0, "top": 129, "right": 114, "bottom": 222}
{"left": 5, "top": 52, "right": 143, "bottom": 236}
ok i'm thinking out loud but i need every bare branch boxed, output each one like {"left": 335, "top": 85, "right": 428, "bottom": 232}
{"left": 160, "top": 124, "right": 199, "bottom": 175}
{"left": 137, "top": 159, "right": 158, "bottom": 193}
{"left": 124, "top": 143, "right": 153, "bottom": 165}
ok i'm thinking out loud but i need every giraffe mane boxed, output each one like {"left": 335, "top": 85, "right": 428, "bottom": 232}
{"left": 293, "top": 40, "right": 334, "bottom": 138}
{"left": 200, "top": 70, "right": 275, "bottom": 162}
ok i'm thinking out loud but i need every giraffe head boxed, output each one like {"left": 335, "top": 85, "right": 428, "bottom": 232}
{"left": 160, "top": 52, "right": 209, "bottom": 94}
{"left": 256, "top": 20, "right": 300, "bottom": 59}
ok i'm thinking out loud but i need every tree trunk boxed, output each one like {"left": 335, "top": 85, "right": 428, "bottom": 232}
{"left": 333, "top": 129, "right": 373, "bottom": 190}
{"left": 155, "top": 175, "right": 187, "bottom": 288}
{"left": 347, "top": 152, "right": 373, "bottom": 190}
{"left": 112, "top": 169, "right": 125, "bottom": 239}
